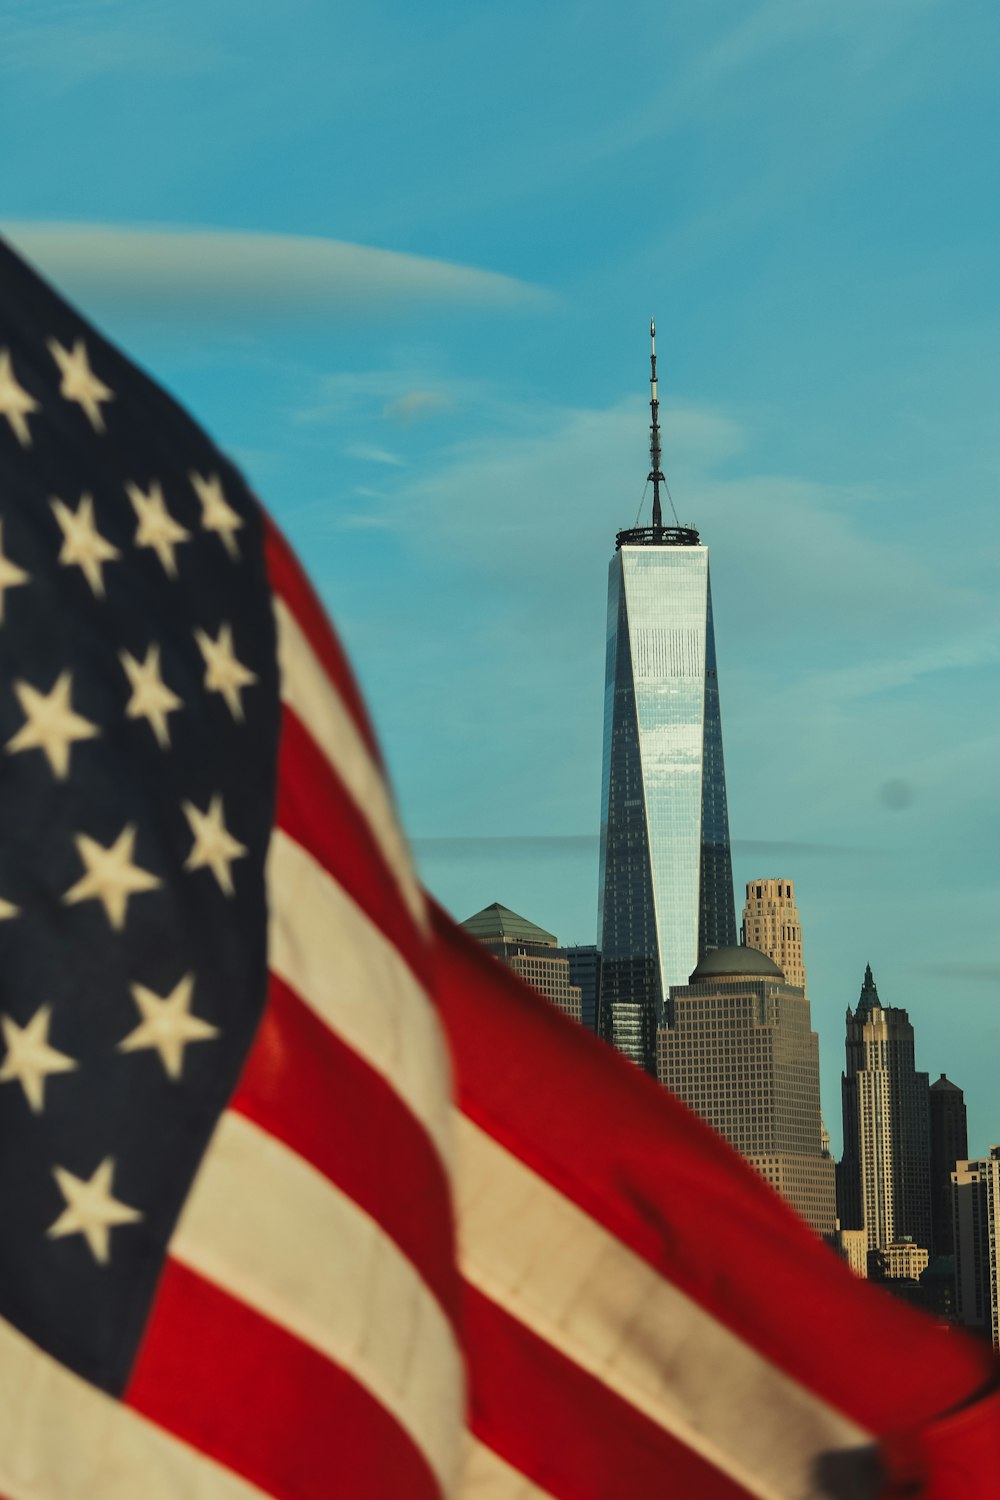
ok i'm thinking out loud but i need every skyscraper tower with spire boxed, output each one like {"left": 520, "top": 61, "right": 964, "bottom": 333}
{"left": 597, "top": 324, "right": 736, "bottom": 1072}
{"left": 837, "top": 965, "right": 933, "bottom": 1256}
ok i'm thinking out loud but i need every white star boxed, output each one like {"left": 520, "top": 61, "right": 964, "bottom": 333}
{"left": 47, "top": 1157, "right": 142, "bottom": 1264}
{"left": 47, "top": 338, "right": 114, "bottom": 433}
{"left": 6, "top": 671, "right": 99, "bottom": 779}
{"left": 51, "top": 494, "right": 120, "bottom": 597}
{"left": 63, "top": 823, "right": 161, "bottom": 930}
{"left": 118, "top": 974, "right": 219, "bottom": 1080}
{"left": 194, "top": 623, "right": 257, "bottom": 720}
{"left": 182, "top": 794, "right": 247, "bottom": 895}
{"left": 0, "top": 1006, "right": 77, "bottom": 1113}
{"left": 125, "top": 480, "right": 191, "bottom": 577}
{"left": 190, "top": 471, "right": 243, "bottom": 559}
{"left": 119, "top": 645, "right": 183, "bottom": 748}
{"left": 0, "top": 348, "right": 40, "bottom": 447}
{"left": 0, "top": 522, "right": 30, "bottom": 621}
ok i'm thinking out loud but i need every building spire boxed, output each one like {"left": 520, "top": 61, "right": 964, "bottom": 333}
{"left": 856, "top": 962, "right": 881, "bottom": 1021}
{"left": 648, "top": 318, "right": 665, "bottom": 531}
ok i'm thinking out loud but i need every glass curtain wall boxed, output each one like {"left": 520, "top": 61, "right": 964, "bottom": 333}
{"left": 598, "top": 541, "right": 736, "bottom": 1071}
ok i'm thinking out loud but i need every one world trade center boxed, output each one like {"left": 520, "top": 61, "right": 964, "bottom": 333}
{"left": 597, "top": 324, "right": 736, "bottom": 1072}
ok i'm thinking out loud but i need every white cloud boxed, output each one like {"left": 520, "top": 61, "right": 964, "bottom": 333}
{"left": 1, "top": 222, "right": 550, "bottom": 325}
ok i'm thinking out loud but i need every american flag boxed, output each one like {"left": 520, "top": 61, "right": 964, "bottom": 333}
{"left": 0, "top": 236, "right": 997, "bottom": 1500}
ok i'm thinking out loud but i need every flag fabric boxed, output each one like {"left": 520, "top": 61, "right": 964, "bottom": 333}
{"left": 0, "top": 236, "right": 997, "bottom": 1500}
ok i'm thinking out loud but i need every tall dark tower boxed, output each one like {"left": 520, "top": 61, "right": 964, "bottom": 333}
{"left": 929, "top": 1074, "right": 968, "bottom": 1257}
{"left": 596, "top": 324, "right": 737, "bottom": 1072}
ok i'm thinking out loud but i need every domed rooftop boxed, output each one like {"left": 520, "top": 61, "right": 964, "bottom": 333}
{"left": 689, "top": 945, "right": 785, "bottom": 984}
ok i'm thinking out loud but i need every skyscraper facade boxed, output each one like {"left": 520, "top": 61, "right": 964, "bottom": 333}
{"left": 929, "top": 1073, "right": 968, "bottom": 1258}
{"left": 597, "top": 326, "right": 736, "bottom": 1071}
{"left": 837, "top": 966, "right": 932, "bottom": 1255}
{"left": 565, "top": 945, "right": 601, "bottom": 1032}
{"left": 741, "top": 878, "right": 806, "bottom": 993}
{"left": 460, "top": 902, "right": 583, "bottom": 1023}
{"left": 952, "top": 1147, "right": 1000, "bottom": 1348}
{"left": 657, "top": 946, "right": 836, "bottom": 1236}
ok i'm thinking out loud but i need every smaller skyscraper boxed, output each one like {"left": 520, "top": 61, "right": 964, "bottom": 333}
{"left": 929, "top": 1074, "right": 968, "bottom": 1258}
{"left": 741, "top": 878, "right": 806, "bottom": 993}
{"left": 461, "top": 903, "right": 583, "bottom": 1023}
{"left": 838, "top": 966, "right": 932, "bottom": 1255}
{"left": 952, "top": 1148, "right": 1000, "bottom": 1348}
{"left": 565, "top": 945, "right": 601, "bottom": 1032}
{"left": 658, "top": 946, "right": 835, "bottom": 1236}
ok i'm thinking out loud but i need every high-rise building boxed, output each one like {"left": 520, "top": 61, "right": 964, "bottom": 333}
{"left": 565, "top": 945, "right": 601, "bottom": 1032}
{"left": 837, "top": 966, "right": 932, "bottom": 1255}
{"left": 929, "top": 1073, "right": 968, "bottom": 1258}
{"left": 657, "top": 946, "right": 836, "bottom": 1236}
{"left": 741, "top": 878, "right": 806, "bottom": 993}
{"left": 952, "top": 1148, "right": 1000, "bottom": 1348}
{"left": 460, "top": 903, "right": 583, "bottom": 1023}
{"left": 597, "top": 324, "right": 736, "bottom": 1072}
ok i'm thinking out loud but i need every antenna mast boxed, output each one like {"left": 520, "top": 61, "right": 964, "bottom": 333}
{"left": 648, "top": 317, "right": 664, "bottom": 530}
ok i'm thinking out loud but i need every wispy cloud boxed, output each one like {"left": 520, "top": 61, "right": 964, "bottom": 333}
{"left": 345, "top": 443, "right": 405, "bottom": 467}
{"left": 1, "top": 1, "right": 218, "bottom": 86}
{"left": 411, "top": 834, "right": 872, "bottom": 859}
{"left": 385, "top": 390, "right": 452, "bottom": 425}
{"left": 1, "top": 222, "right": 551, "bottom": 325}
{"left": 914, "top": 963, "right": 1000, "bottom": 987}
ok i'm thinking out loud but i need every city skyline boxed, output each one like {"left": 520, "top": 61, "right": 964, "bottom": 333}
{"left": 6, "top": 1, "right": 999, "bottom": 1159}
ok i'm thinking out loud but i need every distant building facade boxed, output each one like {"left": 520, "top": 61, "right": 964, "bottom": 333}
{"left": 461, "top": 902, "right": 583, "bottom": 1024}
{"left": 741, "top": 878, "right": 806, "bottom": 993}
{"left": 930, "top": 1073, "right": 968, "bottom": 1258}
{"left": 657, "top": 945, "right": 835, "bottom": 1237}
{"left": 833, "top": 1224, "right": 869, "bottom": 1279}
{"left": 565, "top": 945, "right": 601, "bottom": 1032}
{"left": 837, "top": 966, "right": 932, "bottom": 1256}
{"left": 880, "top": 1238, "right": 930, "bottom": 1282}
{"left": 952, "top": 1147, "right": 1000, "bottom": 1348}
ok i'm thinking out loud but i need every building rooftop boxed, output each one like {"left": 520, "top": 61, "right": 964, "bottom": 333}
{"left": 460, "top": 902, "right": 558, "bottom": 947}
{"left": 930, "top": 1073, "right": 962, "bottom": 1093}
{"left": 688, "top": 945, "right": 785, "bottom": 984}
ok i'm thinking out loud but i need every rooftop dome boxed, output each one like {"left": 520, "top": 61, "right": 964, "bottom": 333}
{"left": 689, "top": 945, "right": 785, "bottom": 984}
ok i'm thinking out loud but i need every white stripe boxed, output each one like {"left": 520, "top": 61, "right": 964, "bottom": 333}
{"left": 267, "top": 828, "right": 453, "bottom": 1165}
{"left": 456, "top": 1117, "right": 875, "bottom": 1500}
{"left": 0, "top": 1314, "right": 266, "bottom": 1500}
{"left": 172, "top": 1111, "right": 465, "bottom": 1498}
{"left": 461, "top": 1439, "right": 555, "bottom": 1500}
{"left": 274, "top": 596, "right": 426, "bottom": 929}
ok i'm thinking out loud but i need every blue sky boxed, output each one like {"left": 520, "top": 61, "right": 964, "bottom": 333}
{"left": 4, "top": 0, "right": 999, "bottom": 1156}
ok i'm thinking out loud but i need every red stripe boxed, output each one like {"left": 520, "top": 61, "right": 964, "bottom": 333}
{"left": 263, "top": 514, "right": 382, "bottom": 766}
{"left": 275, "top": 705, "right": 429, "bottom": 986}
{"left": 464, "top": 1284, "right": 752, "bottom": 1500}
{"left": 431, "top": 903, "right": 999, "bottom": 1438}
{"left": 127, "top": 1260, "right": 442, "bottom": 1500}
{"left": 231, "top": 974, "right": 460, "bottom": 1329}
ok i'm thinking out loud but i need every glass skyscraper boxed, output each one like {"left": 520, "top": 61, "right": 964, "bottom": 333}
{"left": 596, "top": 325, "right": 736, "bottom": 1071}
{"left": 597, "top": 533, "right": 737, "bottom": 1069}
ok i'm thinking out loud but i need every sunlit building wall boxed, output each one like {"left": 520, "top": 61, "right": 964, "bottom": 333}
{"left": 952, "top": 1148, "right": 1000, "bottom": 1348}
{"left": 657, "top": 946, "right": 836, "bottom": 1236}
